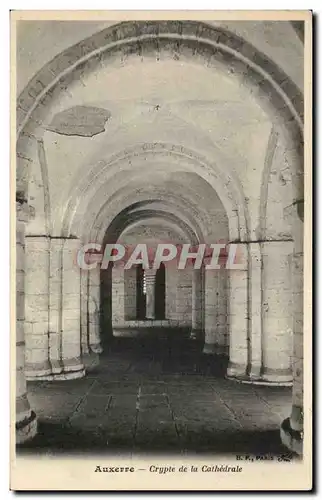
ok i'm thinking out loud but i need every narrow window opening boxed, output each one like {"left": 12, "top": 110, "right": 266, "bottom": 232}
{"left": 155, "top": 263, "right": 166, "bottom": 320}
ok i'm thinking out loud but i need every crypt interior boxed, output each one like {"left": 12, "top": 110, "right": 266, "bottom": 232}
{"left": 15, "top": 19, "right": 304, "bottom": 456}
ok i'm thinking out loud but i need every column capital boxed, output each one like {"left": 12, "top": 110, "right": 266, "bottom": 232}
{"left": 260, "top": 240, "right": 294, "bottom": 255}
{"left": 25, "top": 235, "right": 50, "bottom": 251}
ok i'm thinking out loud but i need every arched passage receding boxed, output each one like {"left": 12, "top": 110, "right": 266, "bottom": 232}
{"left": 15, "top": 20, "right": 305, "bottom": 455}
{"left": 84, "top": 178, "right": 226, "bottom": 349}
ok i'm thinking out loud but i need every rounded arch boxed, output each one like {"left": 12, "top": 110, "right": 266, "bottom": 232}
{"left": 104, "top": 206, "right": 200, "bottom": 247}
{"left": 17, "top": 21, "right": 303, "bottom": 134}
{"left": 96, "top": 196, "right": 204, "bottom": 341}
{"left": 16, "top": 20, "right": 303, "bottom": 205}
{"left": 61, "top": 143, "right": 245, "bottom": 242}
{"left": 89, "top": 188, "right": 228, "bottom": 246}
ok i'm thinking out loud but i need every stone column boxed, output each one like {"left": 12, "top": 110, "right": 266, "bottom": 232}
{"left": 216, "top": 267, "right": 229, "bottom": 355}
{"left": 16, "top": 200, "right": 37, "bottom": 444}
{"left": 226, "top": 243, "right": 249, "bottom": 379}
{"left": 100, "top": 266, "right": 113, "bottom": 339}
{"left": 80, "top": 269, "right": 89, "bottom": 355}
{"left": 281, "top": 213, "right": 304, "bottom": 455}
{"left": 248, "top": 242, "right": 262, "bottom": 380}
{"left": 165, "top": 266, "right": 177, "bottom": 320}
{"left": 24, "top": 236, "right": 51, "bottom": 379}
{"left": 175, "top": 267, "right": 192, "bottom": 327}
{"left": 61, "top": 238, "right": 85, "bottom": 378}
{"left": 203, "top": 269, "right": 218, "bottom": 355}
{"left": 202, "top": 265, "right": 228, "bottom": 355}
{"left": 124, "top": 266, "right": 138, "bottom": 320}
{"left": 88, "top": 265, "right": 102, "bottom": 353}
{"left": 145, "top": 268, "right": 157, "bottom": 319}
{"left": 190, "top": 267, "right": 204, "bottom": 340}
{"left": 48, "top": 238, "right": 63, "bottom": 375}
{"left": 112, "top": 265, "right": 125, "bottom": 330}
{"left": 262, "top": 241, "right": 293, "bottom": 384}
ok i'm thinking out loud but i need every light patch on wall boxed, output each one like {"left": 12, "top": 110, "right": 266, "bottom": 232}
{"left": 45, "top": 105, "right": 111, "bottom": 137}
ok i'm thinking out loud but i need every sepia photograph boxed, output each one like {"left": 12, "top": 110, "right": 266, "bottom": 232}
{"left": 11, "top": 10, "right": 312, "bottom": 491}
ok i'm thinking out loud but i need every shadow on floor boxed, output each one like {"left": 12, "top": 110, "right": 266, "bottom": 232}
{"left": 100, "top": 330, "right": 229, "bottom": 377}
{"left": 20, "top": 330, "right": 293, "bottom": 458}
{"left": 17, "top": 419, "right": 293, "bottom": 457}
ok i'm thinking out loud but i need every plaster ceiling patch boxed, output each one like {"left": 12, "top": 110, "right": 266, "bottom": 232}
{"left": 45, "top": 105, "right": 111, "bottom": 137}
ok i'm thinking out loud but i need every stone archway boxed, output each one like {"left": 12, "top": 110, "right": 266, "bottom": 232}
{"left": 15, "top": 20, "right": 304, "bottom": 453}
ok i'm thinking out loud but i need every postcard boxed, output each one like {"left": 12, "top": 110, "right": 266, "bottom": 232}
{"left": 11, "top": 9, "right": 312, "bottom": 491}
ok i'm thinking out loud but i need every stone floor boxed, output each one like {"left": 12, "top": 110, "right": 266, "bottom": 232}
{"left": 19, "top": 330, "right": 293, "bottom": 456}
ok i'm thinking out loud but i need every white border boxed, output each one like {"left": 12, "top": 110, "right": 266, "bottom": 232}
{"left": 2, "top": 2, "right": 318, "bottom": 498}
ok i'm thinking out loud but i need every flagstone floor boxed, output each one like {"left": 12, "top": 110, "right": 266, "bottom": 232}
{"left": 19, "top": 332, "right": 293, "bottom": 457}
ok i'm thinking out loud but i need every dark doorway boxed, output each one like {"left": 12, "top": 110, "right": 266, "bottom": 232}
{"left": 155, "top": 263, "right": 166, "bottom": 319}
{"left": 100, "top": 266, "right": 113, "bottom": 344}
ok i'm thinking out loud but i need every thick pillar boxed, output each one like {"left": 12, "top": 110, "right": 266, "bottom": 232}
{"left": 281, "top": 221, "right": 304, "bottom": 455}
{"left": 48, "top": 238, "right": 63, "bottom": 375}
{"left": 165, "top": 266, "right": 177, "bottom": 320}
{"left": 60, "top": 238, "right": 85, "bottom": 378}
{"left": 203, "top": 267, "right": 228, "bottom": 355}
{"left": 190, "top": 267, "right": 204, "bottom": 340}
{"left": 16, "top": 200, "right": 37, "bottom": 444}
{"left": 216, "top": 267, "right": 229, "bottom": 355}
{"left": 88, "top": 265, "right": 102, "bottom": 353}
{"left": 227, "top": 243, "right": 249, "bottom": 379}
{"left": 203, "top": 269, "right": 218, "bottom": 355}
{"left": 248, "top": 243, "right": 262, "bottom": 379}
{"left": 262, "top": 241, "right": 293, "bottom": 384}
{"left": 175, "top": 267, "right": 192, "bottom": 327}
{"left": 24, "top": 236, "right": 51, "bottom": 379}
{"left": 80, "top": 269, "right": 89, "bottom": 355}
{"left": 124, "top": 267, "right": 138, "bottom": 320}
{"left": 100, "top": 266, "right": 113, "bottom": 339}
{"left": 145, "top": 268, "right": 157, "bottom": 319}
{"left": 112, "top": 265, "right": 125, "bottom": 329}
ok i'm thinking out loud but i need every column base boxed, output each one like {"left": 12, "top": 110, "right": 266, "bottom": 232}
{"left": 82, "top": 352, "right": 100, "bottom": 371}
{"left": 249, "top": 364, "right": 261, "bottom": 380}
{"left": 52, "top": 368, "right": 85, "bottom": 381}
{"left": 16, "top": 410, "right": 37, "bottom": 445}
{"left": 25, "top": 361, "right": 52, "bottom": 380}
{"left": 26, "top": 358, "right": 85, "bottom": 381}
{"left": 90, "top": 343, "right": 103, "bottom": 354}
{"left": 227, "top": 376, "right": 293, "bottom": 387}
{"left": 113, "top": 328, "right": 139, "bottom": 338}
{"left": 62, "top": 357, "right": 84, "bottom": 372}
{"left": 59, "top": 357, "right": 85, "bottom": 379}
{"left": 261, "top": 367, "right": 293, "bottom": 385}
{"left": 226, "top": 361, "right": 247, "bottom": 379}
{"left": 280, "top": 417, "right": 303, "bottom": 456}
{"left": 25, "top": 369, "right": 86, "bottom": 381}
{"left": 50, "top": 359, "right": 63, "bottom": 374}
{"left": 81, "top": 343, "right": 90, "bottom": 355}
{"left": 226, "top": 363, "right": 293, "bottom": 386}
